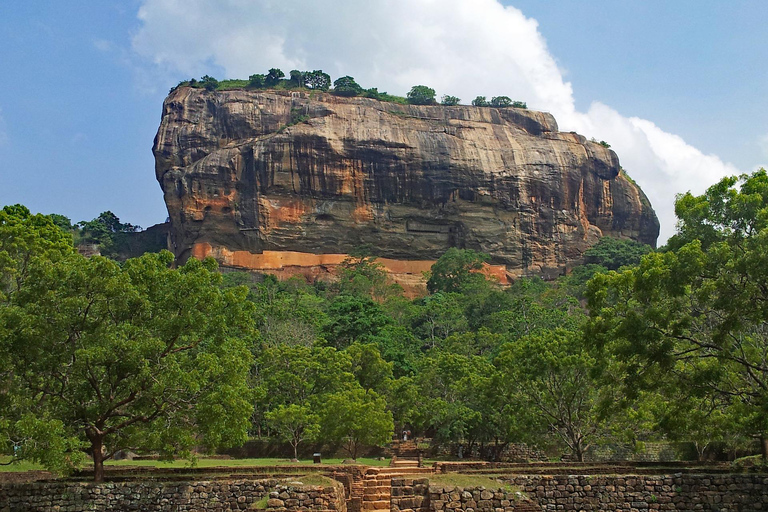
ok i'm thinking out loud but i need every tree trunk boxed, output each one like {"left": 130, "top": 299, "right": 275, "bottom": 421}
{"left": 574, "top": 439, "right": 584, "bottom": 462}
{"left": 91, "top": 436, "right": 105, "bottom": 483}
{"left": 292, "top": 440, "right": 299, "bottom": 460}
{"left": 761, "top": 435, "right": 768, "bottom": 461}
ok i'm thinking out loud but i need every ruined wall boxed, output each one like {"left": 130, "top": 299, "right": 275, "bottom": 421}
{"left": 391, "top": 474, "right": 768, "bottom": 512}
{"left": 0, "top": 479, "right": 345, "bottom": 512}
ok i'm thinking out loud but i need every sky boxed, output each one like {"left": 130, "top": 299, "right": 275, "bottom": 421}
{"left": 1, "top": 1, "right": 766, "bottom": 244}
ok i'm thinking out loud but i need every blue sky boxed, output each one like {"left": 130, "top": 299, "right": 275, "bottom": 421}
{"left": 1, "top": 1, "right": 766, "bottom": 243}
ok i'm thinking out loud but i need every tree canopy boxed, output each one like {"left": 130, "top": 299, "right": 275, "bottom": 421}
{"left": 407, "top": 85, "right": 437, "bottom": 105}
{"left": 1, "top": 249, "right": 255, "bottom": 480}
{"left": 586, "top": 169, "right": 768, "bottom": 457}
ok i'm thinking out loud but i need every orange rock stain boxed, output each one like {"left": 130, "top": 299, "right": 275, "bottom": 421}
{"left": 191, "top": 243, "right": 511, "bottom": 296}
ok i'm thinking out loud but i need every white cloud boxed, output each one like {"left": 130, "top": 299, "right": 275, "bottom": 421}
{"left": 132, "top": 0, "right": 740, "bottom": 244}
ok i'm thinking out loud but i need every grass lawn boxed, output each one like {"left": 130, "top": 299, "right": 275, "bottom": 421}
{"left": 0, "top": 456, "right": 390, "bottom": 473}
{"left": 428, "top": 473, "right": 519, "bottom": 492}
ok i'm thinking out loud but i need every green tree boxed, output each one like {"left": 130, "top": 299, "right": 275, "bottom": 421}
{"left": 332, "top": 76, "right": 363, "bottom": 97}
{"left": 289, "top": 70, "right": 306, "bottom": 88}
{"left": 319, "top": 388, "right": 393, "bottom": 459}
{"left": 322, "top": 295, "right": 392, "bottom": 349}
{"left": 248, "top": 74, "right": 266, "bottom": 88}
{"left": 583, "top": 236, "right": 652, "bottom": 271}
{"left": 441, "top": 95, "right": 460, "bottom": 106}
{"left": 0, "top": 205, "right": 73, "bottom": 298}
{"left": 406, "top": 85, "right": 436, "bottom": 105}
{"left": 304, "top": 70, "right": 331, "bottom": 91}
{"left": 412, "top": 292, "right": 468, "bottom": 347}
{"left": 0, "top": 251, "right": 254, "bottom": 480}
{"left": 426, "top": 248, "right": 490, "bottom": 294}
{"left": 265, "top": 404, "right": 320, "bottom": 460}
{"left": 496, "top": 329, "right": 611, "bottom": 461}
{"left": 265, "top": 68, "right": 285, "bottom": 87}
{"left": 200, "top": 75, "right": 219, "bottom": 91}
{"left": 411, "top": 351, "right": 494, "bottom": 452}
{"left": 471, "top": 96, "right": 489, "bottom": 107}
{"left": 345, "top": 342, "right": 393, "bottom": 396}
{"left": 490, "top": 96, "right": 512, "bottom": 108}
{"left": 511, "top": 101, "right": 527, "bottom": 109}
{"left": 586, "top": 169, "right": 768, "bottom": 458}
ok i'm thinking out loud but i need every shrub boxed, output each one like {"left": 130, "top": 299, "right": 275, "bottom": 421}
{"left": 490, "top": 96, "right": 512, "bottom": 107}
{"left": 265, "top": 68, "right": 285, "bottom": 87}
{"left": 406, "top": 85, "right": 437, "bottom": 105}
{"left": 332, "top": 76, "right": 363, "bottom": 97}
{"left": 200, "top": 75, "right": 219, "bottom": 91}
{"left": 441, "top": 95, "right": 460, "bottom": 106}
{"left": 471, "top": 96, "right": 489, "bottom": 107}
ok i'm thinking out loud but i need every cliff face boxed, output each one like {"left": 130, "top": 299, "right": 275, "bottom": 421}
{"left": 154, "top": 88, "right": 658, "bottom": 288}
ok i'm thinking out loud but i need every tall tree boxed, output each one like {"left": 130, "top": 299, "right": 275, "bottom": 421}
{"left": 586, "top": 169, "right": 768, "bottom": 458}
{"left": 496, "top": 329, "right": 612, "bottom": 461}
{"left": 0, "top": 251, "right": 254, "bottom": 480}
{"left": 426, "top": 248, "right": 490, "bottom": 294}
{"left": 319, "top": 388, "right": 393, "bottom": 460}
{"left": 406, "top": 85, "right": 436, "bottom": 105}
{"left": 332, "top": 76, "right": 363, "bottom": 97}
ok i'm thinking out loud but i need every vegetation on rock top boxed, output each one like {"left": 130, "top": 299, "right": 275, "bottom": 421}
{"left": 171, "top": 68, "right": 528, "bottom": 108}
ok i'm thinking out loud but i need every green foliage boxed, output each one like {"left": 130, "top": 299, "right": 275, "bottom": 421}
{"left": 490, "top": 96, "right": 512, "bottom": 108}
{"left": 406, "top": 85, "right": 436, "bottom": 105}
{"left": 319, "top": 388, "right": 393, "bottom": 459}
{"left": 0, "top": 250, "right": 254, "bottom": 480}
{"left": 265, "top": 68, "right": 285, "bottom": 87}
{"left": 248, "top": 74, "right": 266, "bottom": 88}
{"left": 304, "top": 70, "right": 331, "bottom": 91}
{"left": 511, "top": 101, "right": 527, "bottom": 109}
{"left": 586, "top": 169, "right": 768, "bottom": 451}
{"left": 289, "top": 70, "right": 305, "bottom": 88}
{"left": 471, "top": 96, "right": 489, "bottom": 107}
{"left": 583, "top": 236, "right": 653, "bottom": 271}
{"left": 200, "top": 75, "right": 219, "bottom": 91}
{"left": 332, "top": 76, "right": 363, "bottom": 97}
{"left": 426, "top": 248, "right": 490, "bottom": 294}
{"left": 496, "top": 329, "right": 613, "bottom": 461}
{"left": 265, "top": 404, "right": 320, "bottom": 459}
{"left": 441, "top": 95, "right": 460, "bottom": 106}
{"left": 362, "top": 88, "right": 408, "bottom": 104}
{"left": 0, "top": 205, "right": 74, "bottom": 299}
{"left": 323, "top": 294, "right": 393, "bottom": 349}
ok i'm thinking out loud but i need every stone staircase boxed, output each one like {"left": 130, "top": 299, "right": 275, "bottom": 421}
{"left": 389, "top": 440, "right": 421, "bottom": 469}
{"left": 360, "top": 466, "right": 433, "bottom": 512}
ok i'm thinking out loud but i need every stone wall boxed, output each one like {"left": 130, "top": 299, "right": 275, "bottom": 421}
{"left": 391, "top": 474, "right": 768, "bottom": 512}
{"left": 0, "top": 478, "right": 346, "bottom": 512}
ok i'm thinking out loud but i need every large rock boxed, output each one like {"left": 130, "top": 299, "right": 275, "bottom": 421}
{"left": 154, "top": 88, "right": 658, "bottom": 288}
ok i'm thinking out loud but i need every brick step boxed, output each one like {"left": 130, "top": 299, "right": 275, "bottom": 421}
{"left": 360, "top": 500, "right": 391, "bottom": 510}
{"left": 367, "top": 468, "right": 433, "bottom": 476}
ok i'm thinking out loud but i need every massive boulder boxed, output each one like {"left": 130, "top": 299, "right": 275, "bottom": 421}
{"left": 154, "top": 88, "right": 658, "bottom": 289}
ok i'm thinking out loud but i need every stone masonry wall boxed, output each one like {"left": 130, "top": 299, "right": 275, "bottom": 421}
{"left": 391, "top": 474, "right": 768, "bottom": 512}
{"left": 0, "top": 478, "right": 346, "bottom": 512}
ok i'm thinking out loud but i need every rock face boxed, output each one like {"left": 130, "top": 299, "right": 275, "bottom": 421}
{"left": 154, "top": 88, "right": 658, "bottom": 287}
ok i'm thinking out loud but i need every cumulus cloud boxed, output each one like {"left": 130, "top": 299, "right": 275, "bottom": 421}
{"left": 132, "top": 0, "right": 740, "bottom": 243}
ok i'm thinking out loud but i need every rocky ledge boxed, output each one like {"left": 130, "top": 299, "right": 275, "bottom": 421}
{"left": 154, "top": 88, "right": 658, "bottom": 289}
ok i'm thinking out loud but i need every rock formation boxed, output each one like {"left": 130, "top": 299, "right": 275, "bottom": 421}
{"left": 154, "top": 88, "right": 658, "bottom": 290}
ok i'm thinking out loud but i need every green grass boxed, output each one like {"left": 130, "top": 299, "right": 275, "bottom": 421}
{"left": 0, "top": 457, "right": 45, "bottom": 472}
{"left": 0, "top": 456, "right": 390, "bottom": 473}
{"left": 428, "top": 473, "right": 520, "bottom": 493}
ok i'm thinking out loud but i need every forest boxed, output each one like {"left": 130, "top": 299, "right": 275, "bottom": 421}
{"left": 1, "top": 169, "right": 767, "bottom": 481}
